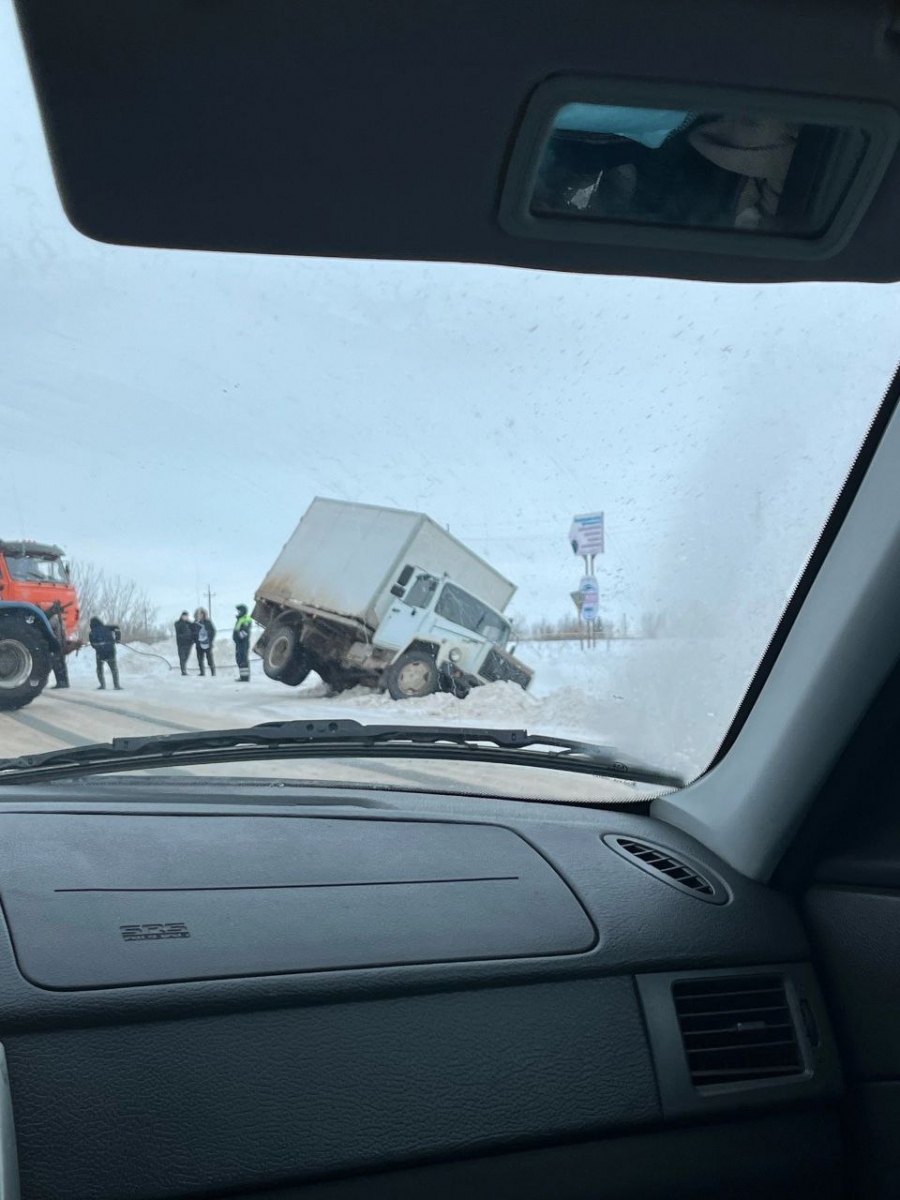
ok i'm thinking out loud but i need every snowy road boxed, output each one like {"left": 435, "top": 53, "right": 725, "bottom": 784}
{"left": 0, "top": 636, "right": 727, "bottom": 799}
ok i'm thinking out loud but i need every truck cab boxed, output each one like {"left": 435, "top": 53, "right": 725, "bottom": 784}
{"left": 374, "top": 567, "right": 533, "bottom": 698}
{"left": 0, "top": 541, "right": 80, "bottom": 650}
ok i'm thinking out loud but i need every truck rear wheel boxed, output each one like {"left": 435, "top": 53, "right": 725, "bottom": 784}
{"left": 280, "top": 655, "right": 312, "bottom": 687}
{"left": 262, "top": 626, "right": 310, "bottom": 686}
{"left": 385, "top": 650, "right": 439, "bottom": 701}
{"left": 0, "top": 621, "right": 51, "bottom": 711}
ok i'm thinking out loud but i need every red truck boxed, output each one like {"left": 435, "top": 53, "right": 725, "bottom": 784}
{"left": 0, "top": 541, "right": 80, "bottom": 651}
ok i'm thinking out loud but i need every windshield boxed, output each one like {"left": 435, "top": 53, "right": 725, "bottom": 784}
{"left": 435, "top": 584, "right": 510, "bottom": 645}
{"left": 2, "top": 9, "right": 900, "bottom": 796}
{"left": 4, "top": 555, "right": 68, "bottom": 584}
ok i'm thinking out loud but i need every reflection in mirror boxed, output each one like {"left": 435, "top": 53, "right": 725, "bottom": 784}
{"left": 531, "top": 103, "right": 869, "bottom": 236}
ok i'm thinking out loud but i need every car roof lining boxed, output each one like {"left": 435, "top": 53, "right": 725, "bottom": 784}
{"left": 14, "top": 0, "right": 900, "bottom": 283}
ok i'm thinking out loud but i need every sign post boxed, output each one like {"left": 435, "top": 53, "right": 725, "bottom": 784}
{"left": 569, "top": 512, "right": 604, "bottom": 649}
{"left": 571, "top": 589, "right": 585, "bottom": 650}
{"left": 580, "top": 575, "right": 599, "bottom": 649}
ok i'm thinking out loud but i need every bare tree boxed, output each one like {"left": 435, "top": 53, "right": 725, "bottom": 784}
{"left": 70, "top": 561, "right": 167, "bottom": 643}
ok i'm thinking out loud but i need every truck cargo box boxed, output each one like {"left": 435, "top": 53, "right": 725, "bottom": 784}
{"left": 256, "top": 499, "right": 516, "bottom": 629}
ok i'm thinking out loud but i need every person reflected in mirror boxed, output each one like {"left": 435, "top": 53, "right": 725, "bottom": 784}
{"left": 233, "top": 604, "right": 252, "bottom": 682}
{"left": 89, "top": 616, "right": 122, "bottom": 690}
{"left": 44, "top": 600, "right": 69, "bottom": 689}
{"left": 174, "top": 610, "right": 196, "bottom": 676}
{"left": 194, "top": 607, "right": 216, "bottom": 676}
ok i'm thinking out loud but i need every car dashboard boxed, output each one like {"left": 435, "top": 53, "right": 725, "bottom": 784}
{"left": 0, "top": 781, "right": 841, "bottom": 1200}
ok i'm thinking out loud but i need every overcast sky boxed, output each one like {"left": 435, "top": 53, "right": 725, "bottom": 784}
{"left": 3, "top": 0, "right": 900, "bottom": 699}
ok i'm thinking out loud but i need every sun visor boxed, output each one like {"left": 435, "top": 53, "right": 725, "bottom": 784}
{"left": 13, "top": 0, "right": 900, "bottom": 281}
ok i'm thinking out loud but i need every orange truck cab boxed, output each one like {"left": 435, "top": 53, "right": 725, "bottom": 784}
{"left": 0, "top": 540, "right": 81, "bottom": 652}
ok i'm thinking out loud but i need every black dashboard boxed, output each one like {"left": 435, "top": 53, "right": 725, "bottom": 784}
{"left": 0, "top": 782, "right": 842, "bottom": 1200}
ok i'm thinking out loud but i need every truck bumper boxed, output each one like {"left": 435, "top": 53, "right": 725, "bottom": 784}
{"left": 476, "top": 646, "right": 533, "bottom": 690}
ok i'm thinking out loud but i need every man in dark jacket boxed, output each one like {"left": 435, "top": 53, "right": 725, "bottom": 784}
{"left": 89, "top": 616, "right": 122, "bottom": 690}
{"left": 233, "top": 604, "right": 253, "bottom": 682}
{"left": 174, "top": 611, "right": 195, "bottom": 676}
{"left": 44, "top": 601, "right": 70, "bottom": 689}
{"left": 194, "top": 608, "right": 217, "bottom": 676}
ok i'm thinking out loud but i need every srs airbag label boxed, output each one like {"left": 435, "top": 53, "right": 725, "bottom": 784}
{"left": 119, "top": 922, "right": 191, "bottom": 942}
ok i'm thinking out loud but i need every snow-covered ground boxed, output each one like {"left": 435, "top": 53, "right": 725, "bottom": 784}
{"left": 0, "top": 635, "right": 737, "bottom": 801}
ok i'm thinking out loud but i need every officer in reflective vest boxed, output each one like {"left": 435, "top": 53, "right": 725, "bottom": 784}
{"left": 233, "top": 604, "right": 253, "bottom": 682}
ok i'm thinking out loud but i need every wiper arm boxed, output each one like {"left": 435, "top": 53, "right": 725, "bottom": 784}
{"left": 0, "top": 719, "right": 684, "bottom": 789}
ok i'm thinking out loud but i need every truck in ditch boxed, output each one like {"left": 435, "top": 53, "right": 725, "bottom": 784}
{"left": 252, "top": 499, "right": 534, "bottom": 700}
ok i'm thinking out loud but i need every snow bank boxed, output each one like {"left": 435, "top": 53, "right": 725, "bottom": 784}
{"left": 63, "top": 635, "right": 726, "bottom": 778}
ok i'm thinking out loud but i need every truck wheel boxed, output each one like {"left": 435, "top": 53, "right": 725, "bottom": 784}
{"left": 279, "top": 653, "right": 312, "bottom": 687}
{"left": 385, "top": 651, "right": 439, "bottom": 701}
{"left": 263, "top": 626, "right": 309, "bottom": 685}
{"left": 0, "top": 621, "right": 51, "bottom": 711}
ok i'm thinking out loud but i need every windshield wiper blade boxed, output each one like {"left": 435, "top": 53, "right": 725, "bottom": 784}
{"left": 0, "top": 719, "right": 683, "bottom": 789}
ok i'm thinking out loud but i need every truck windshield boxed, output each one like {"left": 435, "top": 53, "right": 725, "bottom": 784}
{"left": 436, "top": 583, "right": 510, "bottom": 644}
{"left": 5, "top": 556, "right": 67, "bottom": 584}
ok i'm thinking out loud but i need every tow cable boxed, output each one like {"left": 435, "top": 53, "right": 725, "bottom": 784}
{"left": 117, "top": 643, "right": 174, "bottom": 669}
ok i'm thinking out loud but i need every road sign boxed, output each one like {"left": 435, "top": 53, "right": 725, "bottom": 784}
{"left": 580, "top": 575, "right": 599, "bottom": 622}
{"left": 569, "top": 512, "right": 604, "bottom": 557}
{"left": 570, "top": 590, "right": 584, "bottom": 612}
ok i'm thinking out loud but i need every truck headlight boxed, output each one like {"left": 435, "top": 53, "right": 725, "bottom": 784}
{"left": 449, "top": 649, "right": 461, "bottom": 663}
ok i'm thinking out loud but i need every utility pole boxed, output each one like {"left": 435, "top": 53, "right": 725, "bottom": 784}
{"left": 206, "top": 584, "right": 214, "bottom": 620}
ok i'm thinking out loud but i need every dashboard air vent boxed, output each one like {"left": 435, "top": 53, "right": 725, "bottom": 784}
{"left": 673, "top": 974, "right": 804, "bottom": 1087}
{"left": 603, "top": 835, "right": 728, "bottom": 903}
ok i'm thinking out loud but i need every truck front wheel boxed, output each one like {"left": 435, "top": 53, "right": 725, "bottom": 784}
{"left": 263, "top": 626, "right": 310, "bottom": 686}
{"left": 385, "top": 651, "right": 439, "bottom": 701}
{"left": 0, "top": 622, "right": 51, "bottom": 711}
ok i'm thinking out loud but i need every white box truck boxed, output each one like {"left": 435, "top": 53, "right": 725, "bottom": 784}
{"left": 252, "top": 499, "right": 534, "bottom": 699}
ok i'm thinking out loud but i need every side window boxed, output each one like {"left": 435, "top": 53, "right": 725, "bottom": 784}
{"left": 402, "top": 573, "right": 438, "bottom": 609}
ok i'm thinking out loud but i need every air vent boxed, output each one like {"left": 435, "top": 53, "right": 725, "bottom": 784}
{"left": 602, "top": 835, "right": 728, "bottom": 903}
{"left": 673, "top": 974, "right": 804, "bottom": 1087}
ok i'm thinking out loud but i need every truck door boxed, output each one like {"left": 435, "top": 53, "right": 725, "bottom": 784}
{"left": 372, "top": 571, "right": 439, "bottom": 651}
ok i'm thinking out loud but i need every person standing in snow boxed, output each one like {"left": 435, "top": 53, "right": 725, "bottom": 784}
{"left": 194, "top": 607, "right": 217, "bottom": 676}
{"left": 174, "top": 611, "right": 196, "bottom": 676}
{"left": 233, "top": 604, "right": 253, "bottom": 682}
{"left": 44, "top": 601, "right": 70, "bottom": 689}
{"left": 89, "top": 616, "right": 122, "bottom": 691}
